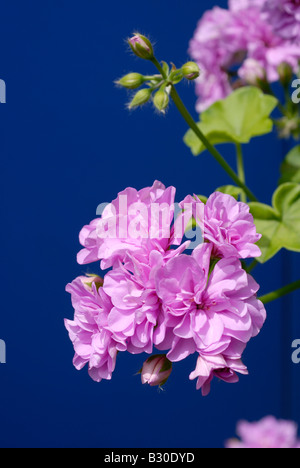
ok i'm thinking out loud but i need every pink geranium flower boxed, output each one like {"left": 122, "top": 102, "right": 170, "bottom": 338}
{"left": 204, "top": 192, "right": 262, "bottom": 259}
{"left": 155, "top": 243, "right": 266, "bottom": 393}
{"left": 229, "top": 0, "right": 266, "bottom": 10}
{"left": 181, "top": 192, "right": 262, "bottom": 260}
{"left": 263, "top": 0, "right": 300, "bottom": 44}
{"left": 102, "top": 253, "right": 163, "bottom": 355}
{"left": 226, "top": 416, "right": 300, "bottom": 448}
{"left": 65, "top": 275, "right": 126, "bottom": 382}
{"left": 101, "top": 242, "right": 190, "bottom": 355}
{"left": 66, "top": 182, "right": 267, "bottom": 393}
{"left": 189, "top": 0, "right": 300, "bottom": 111}
{"left": 77, "top": 180, "right": 186, "bottom": 270}
{"left": 189, "top": 354, "right": 248, "bottom": 396}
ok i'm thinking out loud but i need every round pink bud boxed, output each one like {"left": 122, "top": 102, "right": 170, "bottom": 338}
{"left": 181, "top": 61, "right": 201, "bottom": 80}
{"left": 238, "top": 59, "right": 266, "bottom": 85}
{"left": 141, "top": 355, "right": 172, "bottom": 387}
{"left": 79, "top": 275, "right": 104, "bottom": 291}
{"left": 128, "top": 33, "right": 154, "bottom": 60}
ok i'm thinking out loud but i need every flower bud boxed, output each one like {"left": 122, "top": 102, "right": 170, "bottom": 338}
{"left": 153, "top": 88, "right": 169, "bottom": 113}
{"left": 278, "top": 62, "right": 293, "bottom": 88}
{"left": 129, "top": 88, "right": 152, "bottom": 109}
{"left": 276, "top": 115, "right": 300, "bottom": 140}
{"left": 80, "top": 275, "right": 103, "bottom": 291}
{"left": 128, "top": 34, "right": 154, "bottom": 60}
{"left": 181, "top": 61, "right": 200, "bottom": 80}
{"left": 141, "top": 355, "right": 172, "bottom": 387}
{"left": 117, "top": 73, "right": 145, "bottom": 89}
{"left": 239, "top": 58, "right": 266, "bottom": 86}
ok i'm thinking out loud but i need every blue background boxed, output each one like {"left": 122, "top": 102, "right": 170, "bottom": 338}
{"left": 0, "top": 0, "right": 299, "bottom": 448}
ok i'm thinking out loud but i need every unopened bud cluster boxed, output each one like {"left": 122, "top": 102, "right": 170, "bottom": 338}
{"left": 117, "top": 34, "right": 201, "bottom": 113}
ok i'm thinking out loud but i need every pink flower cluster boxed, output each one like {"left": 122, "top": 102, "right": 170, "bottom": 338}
{"left": 226, "top": 416, "right": 300, "bottom": 448}
{"left": 189, "top": 0, "right": 300, "bottom": 112}
{"left": 65, "top": 181, "right": 266, "bottom": 395}
{"left": 263, "top": 0, "right": 300, "bottom": 44}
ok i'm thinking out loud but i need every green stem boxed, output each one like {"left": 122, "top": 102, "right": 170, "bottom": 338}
{"left": 283, "top": 83, "right": 296, "bottom": 117}
{"left": 261, "top": 81, "right": 287, "bottom": 116}
{"left": 246, "top": 259, "right": 258, "bottom": 274}
{"left": 236, "top": 143, "right": 247, "bottom": 203}
{"left": 170, "top": 86, "right": 258, "bottom": 202}
{"left": 151, "top": 57, "right": 167, "bottom": 78}
{"left": 144, "top": 74, "right": 162, "bottom": 80}
{"left": 150, "top": 58, "right": 258, "bottom": 202}
{"left": 259, "top": 280, "right": 300, "bottom": 305}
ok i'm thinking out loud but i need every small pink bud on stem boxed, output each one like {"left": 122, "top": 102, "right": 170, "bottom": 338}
{"left": 278, "top": 62, "right": 293, "bottom": 88}
{"left": 128, "top": 33, "right": 154, "bottom": 60}
{"left": 181, "top": 62, "right": 200, "bottom": 80}
{"left": 81, "top": 275, "right": 104, "bottom": 291}
{"left": 140, "top": 355, "right": 172, "bottom": 387}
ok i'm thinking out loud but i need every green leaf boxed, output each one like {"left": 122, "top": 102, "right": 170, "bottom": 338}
{"left": 184, "top": 87, "right": 278, "bottom": 156}
{"left": 196, "top": 194, "right": 208, "bottom": 204}
{"left": 215, "top": 185, "right": 245, "bottom": 200}
{"left": 280, "top": 145, "right": 300, "bottom": 185}
{"left": 161, "top": 61, "right": 170, "bottom": 77}
{"left": 249, "top": 183, "right": 300, "bottom": 263}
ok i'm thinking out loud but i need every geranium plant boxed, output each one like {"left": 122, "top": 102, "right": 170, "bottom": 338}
{"left": 64, "top": 0, "right": 300, "bottom": 398}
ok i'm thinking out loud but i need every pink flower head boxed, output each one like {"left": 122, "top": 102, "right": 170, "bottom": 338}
{"left": 155, "top": 243, "right": 266, "bottom": 393}
{"left": 189, "top": 354, "right": 248, "bottom": 396}
{"left": 64, "top": 275, "right": 126, "bottom": 382}
{"left": 189, "top": 0, "right": 300, "bottom": 111}
{"left": 77, "top": 181, "right": 186, "bottom": 270}
{"left": 102, "top": 253, "right": 164, "bottom": 355}
{"left": 229, "top": 0, "right": 267, "bottom": 11}
{"left": 141, "top": 354, "right": 172, "bottom": 387}
{"left": 204, "top": 192, "right": 262, "bottom": 259}
{"left": 238, "top": 58, "right": 266, "bottom": 84}
{"left": 66, "top": 183, "right": 267, "bottom": 392}
{"left": 128, "top": 33, "right": 154, "bottom": 60}
{"left": 189, "top": 7, "right": 239, "bottom": 112}
{"left": 181, "top": 192, "right": 262, "bottom": 260}
{"left": 101, "top": 242, "right": 192, "bottom": 355}
{"left": 263, "top": 0, "right": 300, "bottom": 44}
{"left": 226, "top": 416, "right": 300, "bottom": 448}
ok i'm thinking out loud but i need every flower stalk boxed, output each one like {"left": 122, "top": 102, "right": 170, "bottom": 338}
{"left": 149, "top": 57, "right": 258, "bottom": 202}
{"left": 236, "top": 143, "right": 247, "bottom": 203}
{"left": 259, "top": 280, "right": 300, "bottom": 305}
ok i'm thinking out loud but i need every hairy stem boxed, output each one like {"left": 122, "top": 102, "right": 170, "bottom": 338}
{"left": 150, "top": 58, "right": 258, "bottom": 202}
{"left": 236, "top": 143, "right": 247, "bottom": 203}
